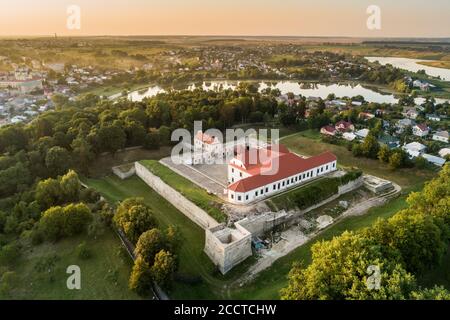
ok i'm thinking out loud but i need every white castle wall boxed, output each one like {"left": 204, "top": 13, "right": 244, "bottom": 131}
{"left": 135, "top": 162, "right": 220, "bottom": 230}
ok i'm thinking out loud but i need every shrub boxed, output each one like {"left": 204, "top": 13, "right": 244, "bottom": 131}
{"left": 76, "top": 242, "right": 91, "bottom": 260}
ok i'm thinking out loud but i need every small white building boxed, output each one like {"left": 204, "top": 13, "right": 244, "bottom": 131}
{"left": 432, "top": 131, "right": 449, "bottom": 144}
{"left": 403, "top": 142, "right": 427, "bottom": 159}
{"left": 439, "top": 148, "right": 450, "bottom": 158}
{"left": 426, "top": 114, "right": 441, "bottom": 122}
{"left": 355, "top": 128, "right": 370, "bottom": 140}
{"left": 343, "top": 132, "right": 357, "bottom": 141}
{"left": 422, "top": 154, "right": 446, "bottom": 167}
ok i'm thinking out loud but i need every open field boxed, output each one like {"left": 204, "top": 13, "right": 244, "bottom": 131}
{"left": 303, "top": 44, "right": 450, "bottom": 61}
{"left": 139, "top": 160, "right": 227, "bottom": 223}
{"left": 2, "top": 231, "right": 139, "bottom": 300}
{"left": 418, "top": 60, "right": 450, "bottom": 70}
{"left": 280, "top": 131, "right": 436, "bottom": 189}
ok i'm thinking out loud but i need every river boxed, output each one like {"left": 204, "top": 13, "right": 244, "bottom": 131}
{"left": 365, "top": 56, "right": 450, "bottom": 81}
{"left": 123, "top": 81, "right": 449, "bottom": 105}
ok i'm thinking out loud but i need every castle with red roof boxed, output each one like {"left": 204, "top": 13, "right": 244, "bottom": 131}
{"left": 227, "top": 144, "right": 337, "bottom": 204}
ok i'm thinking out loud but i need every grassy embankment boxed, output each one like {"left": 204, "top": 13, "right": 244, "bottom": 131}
{"left": 2, "top": 231, "right": 140, "bottom": 300}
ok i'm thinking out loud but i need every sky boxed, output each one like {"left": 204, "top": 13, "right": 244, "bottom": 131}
{"left": 1, "top": 0, "right": 450, "bottom": 37}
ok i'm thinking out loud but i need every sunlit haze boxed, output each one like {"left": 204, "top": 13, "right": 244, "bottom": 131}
{"left": 2, "top": 0, "right": 450, "bottom": 37}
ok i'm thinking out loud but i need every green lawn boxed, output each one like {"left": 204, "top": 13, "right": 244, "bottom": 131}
{"left": 139, "top": 160, "right": 227, "bottom": 223}
{"left": 3, "top": 231, "right": 139, "bottom": 300}
{"left": 268, "top": 177, "right": 331, "bottom": 211}
{"left": 280, "top": 132, "right": 436, "bottom": 189}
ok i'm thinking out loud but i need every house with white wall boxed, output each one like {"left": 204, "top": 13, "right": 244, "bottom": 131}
{"left": 432, "top": 131, "right": 449, "bottom": 143}
{"left": 227, "top": 144, "right": 337, "bottom": 204}
{"left": 412, "top": 124, "right": 429, "bottom": 137}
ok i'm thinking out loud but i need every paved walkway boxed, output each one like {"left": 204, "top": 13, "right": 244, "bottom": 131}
{"left": 160, "top": 157, "right": 226, "bottom": 198}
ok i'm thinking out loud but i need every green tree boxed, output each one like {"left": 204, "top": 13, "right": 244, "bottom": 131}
{"left": 129, "top": 256, "right": 153, "bottom": 296}
{"left": 35, "top": 177, "right": 63, "bottom": 210}
{"left": 378, "top": 145, "right": 391, "bottom": 163}
{"left": 388, "top": 152, "right": 403, "bottom": 170}
{"left": 361, "top": 133, "right": 380, "bottom": 159}
{"left": 411, "top": 286, "right": 450, "bottom": 300}
{"left": 63, "top": 203, "right": 92, "bottom": 236}
{"left": 60, "top": 170, "right": 81, "bottom": 203}
{"left": 151, "top": 250, "right": 177, "bottom": 288}
{"left": 71, "top": 136, "right": 94, "bottom": 175}
{"left": 45, "top": 146, "right": 71, "bottom": 177}
{"left": 97, "top": 124, "right": 126, "bottom": 154}
{"left": 39, "top": 206, "right": 66, "bottom": 240}
{"left": 134, "top": 229, "right": 165, "bottom": 265}
{"left": 113, "top": 198, "right": 157, "bottom": 244}
{"left": 280, "top": 232, "right": 415, "bottom": 300}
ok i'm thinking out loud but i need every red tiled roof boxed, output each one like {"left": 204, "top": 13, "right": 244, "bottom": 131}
{"left": 233, "top": 144, "right": 289, "bottom": 172}
{"left": 321, "top": 125, "right": 336, "bottom": 133}
{"left": 228, "top": 151, "right": 337, "bottom": 193}
{"left": 335, "top": 121, "right": 353, "bottom": 131}
{"left": 416, "top": 123, "right": 429, "bottom": 132}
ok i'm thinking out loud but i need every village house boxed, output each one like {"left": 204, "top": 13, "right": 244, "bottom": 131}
{"left": 320, "top": 125, "right": 337, "bottom": 136}
{"left": 355, "top": 128, "right": 370, "bottom": 140}
{"left": 343, "top": 132, "right": 357, "bottom": 141}
{"left": 403, "top": 142, "right": 427, "bottom": 159}
{"left": 335, "top": 120, "right": 355, "bottom": 133}
{"left": 426, "top": 114, "right": 441, "bottom": 122}
{"left": 422, "top": 154, "right": 446, "bottom": 167}
{"left": 396, "top": 118, "right": 415, "bottom": 133}
{"left": 378, "top": 134, "right": 400, "bottom": 150}
{"left": 439, "top": 148, "right": 450, "bottom": 158}
{"left": 227, "top": 145, "right": 337, "bottom": 204}
{"left": 403, "top": 107, "right": 419, "bottom": 120}
{"left": 412, "top": 123, "right": 429, "bottom": 137}
{"left": 432, "top": 131, "right": 449, "bottom": 143}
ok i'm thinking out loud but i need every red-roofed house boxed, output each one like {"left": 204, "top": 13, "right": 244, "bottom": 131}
{"left": 320, "top": 125, "right": 337, "bottom": 136}
{"left": 335, "top": 121, "right": 355, "bottom": 133}
{"left": 227, "top": 144, "right": 337, "bottom": 204}
{"left": 412, "top": 124, "right": 429, "bottom": 137}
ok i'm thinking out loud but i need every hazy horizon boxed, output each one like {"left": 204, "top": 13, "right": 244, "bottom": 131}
{"left": 2, "top": 0, "right": 450, "bottom": 37}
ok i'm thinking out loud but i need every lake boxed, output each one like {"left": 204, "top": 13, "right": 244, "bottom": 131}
{"left": 125, "top": 81, "right": 449, "bottom": 105}
{"left": 365, "top": 56, "right": 450, "bottom": 81}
